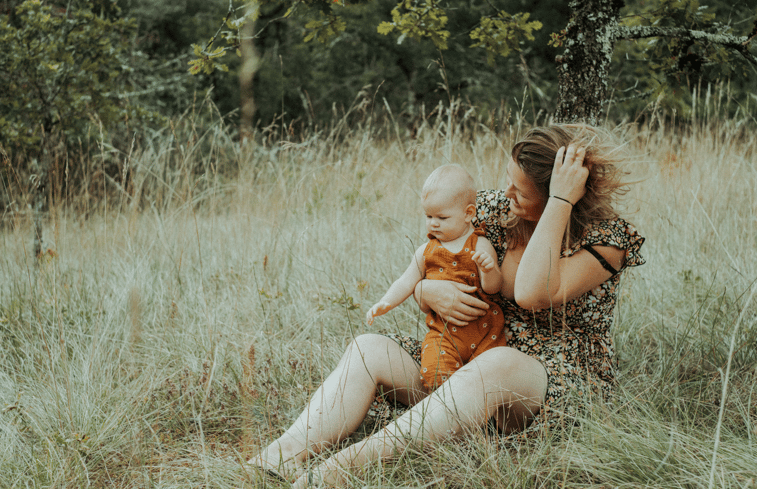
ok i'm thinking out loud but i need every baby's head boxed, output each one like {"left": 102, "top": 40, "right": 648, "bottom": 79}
{"left": 421, "top": 165, "right": 477, "bottom": 242}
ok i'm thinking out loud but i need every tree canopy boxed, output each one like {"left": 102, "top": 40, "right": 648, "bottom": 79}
{"left": 0, "top": 0, "right": 243, "bottom": 215}
{"left": 192, "top": 0, "right": 757, "bottom": 125}
{"left": 0, "top": 0, "right": 150, "bottom": 156}
{"left": 1, "top": 0, "right": 754, "bottom": 169}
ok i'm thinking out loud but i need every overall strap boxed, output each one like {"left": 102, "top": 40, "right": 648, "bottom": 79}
{"left": 466, "top": 226, "right": 487, "bottom": 251}
{"left": 467, "top": 230, "right": 479, "bottom": 250}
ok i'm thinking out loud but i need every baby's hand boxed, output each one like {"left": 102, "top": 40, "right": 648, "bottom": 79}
{"left": 366, "top": 302, "right": 392, "bottom": 325}
{"left": 471, "top": 250, "right": 496, "bottom": 272}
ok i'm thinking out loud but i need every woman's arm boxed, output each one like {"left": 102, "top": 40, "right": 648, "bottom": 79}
{"left": 514, "top": 145, "right": 625, "bottom": 310}
{"left": 412, "top": 280, "right": 489, "bottom": 326}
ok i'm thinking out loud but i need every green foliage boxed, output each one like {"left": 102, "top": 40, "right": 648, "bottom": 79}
{"left": 189, "top": 43, "right": 230, "bottom": 74}
{"left": 377, "top": 0, "right": 449, "bottom": 50}
{"left": 304, "top": 11, "right": 347, "bottom": 43}
{"left": 469, "top": 11, "right": 543, "bottom": 66}
{"left": 189, "top": 0, "right": 565, "bottom": 128}
{"left": 548, "top": 28, "right": 567, "bottom": 48}
{"left": 185, "top": 0, "right": 250, "bottom": 75}
{"left": 0, "top": 0, "right": 158, "bottom": 158}
{"left": 612, "top": 0, "right": 756, "bottom": 116}
{"left": 120, "top": 0, "right": 246, "bottom": 119}
{"left": 247, "top": 0, "right": 458, "bottom": 126}
{"left": 186, "top": 0, "right": 753, "bottom": 129}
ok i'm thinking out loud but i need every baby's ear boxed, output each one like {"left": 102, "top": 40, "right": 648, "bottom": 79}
{"left": 464, "top": 203, "right": 476, "bottom": 221}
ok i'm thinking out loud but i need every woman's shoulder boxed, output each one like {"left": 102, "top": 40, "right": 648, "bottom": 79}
{"left": 579, "top": 217, "right": 646, "bottom": 269}
{"left": 474, "top": 190, "right": 513, "bottom": 257}
{"left": 474, "top": 190, "right": 512, "bottom": 226}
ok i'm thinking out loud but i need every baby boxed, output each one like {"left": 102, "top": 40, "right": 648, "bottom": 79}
{"left": 366, "top": 165, "right": 506, "bottom": 390}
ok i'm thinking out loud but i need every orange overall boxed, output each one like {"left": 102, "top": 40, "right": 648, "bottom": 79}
{"left": 420, "top": 229, "right": 506, "bottom": 390}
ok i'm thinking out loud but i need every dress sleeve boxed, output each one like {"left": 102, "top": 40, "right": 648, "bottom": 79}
{"left": 474, "top": 190, "right": 512, "bottom": 260}
{"left": 474, "top": 190, "right": 511, "bottom": 228}
{"left": 579, "top": 218, "right": 645, "bottom": 272}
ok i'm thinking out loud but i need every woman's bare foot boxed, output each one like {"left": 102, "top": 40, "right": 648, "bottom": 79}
{"left": 292, "top": 459, "right": 347, "bottom": 489}
{"left": 290, "top": 429, "right": 410, "bottom": 488}
{"left": 245, "top": 463, "right": 289, "bottom": 485}
{"left": 246, "top": 441, "right": 306, "bottom": 483}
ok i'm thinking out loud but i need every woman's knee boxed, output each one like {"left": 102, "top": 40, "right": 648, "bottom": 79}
{"left": 344, "top": 334, "right": 424, "bottom": 396}
{"left": 466, "top": 346, "right": 526, "bottom": 371}
{"left": 344, "top": 334, "right": 393, "bottom": 360}
{"left": 341, "top": 334, "right": 399, "bottom": 372}
{"left": 463, "top": 347, "right": 547, "bottom": 398}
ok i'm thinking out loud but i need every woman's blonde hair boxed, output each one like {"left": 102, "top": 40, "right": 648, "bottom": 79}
{"left": 507, "top": 124, "right": 629, "bottom": 248}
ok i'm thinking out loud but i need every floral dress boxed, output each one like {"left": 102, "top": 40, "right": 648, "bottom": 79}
{"left": 366, "top": 190, "right": 645, "bottom": 439}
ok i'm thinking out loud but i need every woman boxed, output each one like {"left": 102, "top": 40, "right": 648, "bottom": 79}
{"left": 248, "top": 124, "right": 645, "bottom": 487}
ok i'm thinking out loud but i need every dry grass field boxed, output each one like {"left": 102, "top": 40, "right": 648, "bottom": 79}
{"left": 1, "top": 93, "right": 756, "bottom": 487}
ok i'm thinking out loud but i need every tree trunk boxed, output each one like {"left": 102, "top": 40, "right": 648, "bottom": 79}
{"left": 33, "top": 145, "right": 50, "bottom": 264}
{"left": 239, "top": 3, "right": 261, "bottom": 137}
{"left": 554, "top": 0, "right": 624, "bottom": 124}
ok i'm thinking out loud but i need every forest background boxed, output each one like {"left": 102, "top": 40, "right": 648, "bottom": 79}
{"left": 1, "top": 0, "right": 757, "bottom": 487}
{"left": 2, "top": 0, "right": 756, "bottom": 178}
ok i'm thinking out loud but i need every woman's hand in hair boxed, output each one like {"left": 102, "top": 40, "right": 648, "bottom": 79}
{"left": 549, "top": 145, "right": 589, "bottom": 206}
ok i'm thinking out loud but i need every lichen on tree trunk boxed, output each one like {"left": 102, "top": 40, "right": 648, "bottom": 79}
{"left": 554, "top": 0, "right": 623, "bottom": 124}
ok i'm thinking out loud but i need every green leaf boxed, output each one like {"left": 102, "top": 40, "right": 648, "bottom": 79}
{"left": 469, "top": 11, "right": 542, "bottom": 65}
{"left": 303, "top": 13, "right": 346, "bottom": 44}
{"left": 379, "top": 0, "right": 450, "bottom": 50}
{"left": 377, "top": 22, "right": 395, "bottom": 35}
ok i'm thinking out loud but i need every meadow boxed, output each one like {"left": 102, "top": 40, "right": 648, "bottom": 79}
{"left": 1, "top": 93, "right": 756, "bottom": 487}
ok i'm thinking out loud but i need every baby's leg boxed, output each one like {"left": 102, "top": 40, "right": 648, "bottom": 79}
{"left": 468, "top": 324, "right": 508, "bottom": 364}
{"left": 420, "top": 332, "right": 466, "bottom": 389}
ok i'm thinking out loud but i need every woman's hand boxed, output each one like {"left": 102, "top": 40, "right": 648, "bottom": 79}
{"left": 549, "top": 145, "right": 589, "bottom": 206}
{"left": 414, "top": 280, "right": 488, "bottom": 326}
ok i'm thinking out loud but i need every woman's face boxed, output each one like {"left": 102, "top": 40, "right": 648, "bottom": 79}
{"left": 504, "top": 158, "right": 546, "bottom": 222}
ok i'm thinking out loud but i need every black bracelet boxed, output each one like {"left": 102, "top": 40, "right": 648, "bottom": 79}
{"left": 550, "top": 195, "right": 573, "bottom": 207}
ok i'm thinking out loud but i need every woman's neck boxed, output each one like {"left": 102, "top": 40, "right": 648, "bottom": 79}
{"left": 508, "top": 218, "right": 537, "bottom": 249}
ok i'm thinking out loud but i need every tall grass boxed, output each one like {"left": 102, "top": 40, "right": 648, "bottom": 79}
{"left": 1, "top": 93, "right": 756, "bottom": 487}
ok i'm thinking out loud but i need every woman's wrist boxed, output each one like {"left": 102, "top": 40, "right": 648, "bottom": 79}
{"left": 549, "top": 195, "right": 573, "bottom": 207}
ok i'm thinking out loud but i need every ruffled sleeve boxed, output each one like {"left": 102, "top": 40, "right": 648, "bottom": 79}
{"left": 473, "top": 190, "right": 513, "bottom": 260}
{"left": 474, "top": 190, "right": 511, "bottom": 227}
{"left": 578, "top": 218, "right": 646, "bottom": 272}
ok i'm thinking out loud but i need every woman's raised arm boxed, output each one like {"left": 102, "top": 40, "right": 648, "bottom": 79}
{"left": 514, "top": 145, "right": 624, "bottom": 310}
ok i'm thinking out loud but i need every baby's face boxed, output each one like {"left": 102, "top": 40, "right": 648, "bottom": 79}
{"left": 422, "top": 190, "right": 471, "bottom": 242}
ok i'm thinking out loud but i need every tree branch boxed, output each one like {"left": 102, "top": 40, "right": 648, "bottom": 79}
{"left": 615, "top": 24, "right": 757, "bottom": 67}
{"left": 202, "top": 0, "right": 237, "bottom": 55}
{"left": 745, "top": 19, "right": 757, "bottom": 46}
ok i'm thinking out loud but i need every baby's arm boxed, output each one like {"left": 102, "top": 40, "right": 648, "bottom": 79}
{"left": 471, "top": 237, "right": 503, "bottom": 295}
{"left": 366, "top": 244, "right": 427, "bottom": 325}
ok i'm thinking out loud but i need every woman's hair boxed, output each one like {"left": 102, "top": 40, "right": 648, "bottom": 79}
{"left": 507, "top": 124, "right": 629, "bottom": 248}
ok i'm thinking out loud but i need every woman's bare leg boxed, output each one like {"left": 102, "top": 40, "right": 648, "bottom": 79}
{"left": 293, "top": 346, "right": 547, "bottom": 487}
{"left": 247, "top": 334, "right": 427, "bottom": 478}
